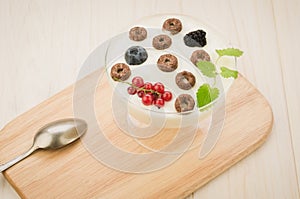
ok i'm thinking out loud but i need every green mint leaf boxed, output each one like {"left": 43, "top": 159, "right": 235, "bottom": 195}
{"left": 216, "top": 48, "right": 243, "bottom": 57}
{"left": 196, "top": 61, "right": 217, "bottom": 78}
{"left": 220, "top": 67, "right": 238, "bottom": 79}
{"left": 196, "top": 84, "right": 219, "bottom": 108}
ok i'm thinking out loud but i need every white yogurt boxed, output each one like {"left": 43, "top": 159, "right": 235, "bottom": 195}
{"left": 105, "top": 15, "right": 236, "bottom": 129}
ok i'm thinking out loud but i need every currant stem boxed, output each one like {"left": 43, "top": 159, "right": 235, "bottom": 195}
{"left": 113, "top": 78, "right": 161, "bottom": 96}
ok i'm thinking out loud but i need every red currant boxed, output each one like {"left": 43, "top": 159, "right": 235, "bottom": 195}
{"left": 143, "top": 82, "right": 153, "bottom": 93}
{"left": 153, "top": 82, "right": 165, "bottom": 94}
{"left": 142, "top": 94, "right": 153, "bottom": 106}
{"left": 126, "top": 77, "right": 171, "bottom": 109}
{"left": 162, "top": 91, "right": 172, "bottom": 101}
{"left": 152, "top": 93, "right": 159, "bottom": 101}
{"left": 137, "top": 90, "right": 145, "bottom": 98}
{"left": 132, "top": 76, "right": 144, "bottom": 88}
{"left": 127, "top": 86, "right": 137, "bottom": 95}
{"left": 154, "top": 98, "right": 165, "bottom": 108}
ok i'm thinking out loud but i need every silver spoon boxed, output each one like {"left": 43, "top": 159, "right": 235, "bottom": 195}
{"left": 0, "top": 118, "right": 88, "bottom": 172}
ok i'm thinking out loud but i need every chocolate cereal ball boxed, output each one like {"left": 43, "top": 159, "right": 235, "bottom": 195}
{"left": 190, "top": 49, "right": 211, "bottom": 66}
{"left": 110, "top": 63, "right": 131, "bottom": 81}
{"left": 129, "top": 27, "right": 147, "bottom": 41}
{"left": 162, "top": 18, "right": 182, "bottom": 35}
{"left": 175, "top": 71, "right": 196, "bottom": 90}
{"left": 152, "top": 34, "right": 172, "bottom": 50}
{"left": 175, "top": 94, "right": 195, "bottom": 113}
{"left": 157, "top": 54, "right": 178, "bottom": 72}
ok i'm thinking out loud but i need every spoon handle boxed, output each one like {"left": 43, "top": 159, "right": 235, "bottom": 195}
{"left": 0, "top": 145, "right": 37, "bottom": 172}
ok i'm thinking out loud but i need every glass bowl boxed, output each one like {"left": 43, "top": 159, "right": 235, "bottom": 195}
{"left": 105, "top": 14, "right": 236, "bottom": 131}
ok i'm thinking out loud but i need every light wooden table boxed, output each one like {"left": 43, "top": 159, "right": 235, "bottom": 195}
{"left": 0, "top": 0, "right": 299, "bottom": 198}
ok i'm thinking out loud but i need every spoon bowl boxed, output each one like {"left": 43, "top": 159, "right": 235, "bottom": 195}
{"left": 0, "top": 118, "right": 88, "bottom": 172}
{"left": 34, "top": 118, "right": 87, "bottom": 149}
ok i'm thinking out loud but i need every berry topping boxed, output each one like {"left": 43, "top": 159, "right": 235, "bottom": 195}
{"left": 184, "top": 29, "right": 207, "bottom": 47}
{"left": 142, "top": 94, "right": 154, "bottom": 106}
{"left": 132, "top": 76, "right": 144, "bottom": 88}
{"left": 153, "top": 82, "right": 165, "bottom": 94}
{"left": 154, "top": 98, "right": 165, "bottom": 108}
{"left": 137, "top": 90, "right": 145, "bottom": 98}
{"left": 118, "top": 76, "right": 172, "bottom": 109}
{"left": 125, "top": 46, "right": 148, "bottom": 65}
{"left": 162, "top": 91, "right": 172, "bottom": 102}
{"left": 143, "top": 82, "right": 153, "bottom": 93}
{"left": 152, "top": 93, "right": 159, "bottom": 101}
{"left": 127, "top": 86, "right": 137, "bottom": 95}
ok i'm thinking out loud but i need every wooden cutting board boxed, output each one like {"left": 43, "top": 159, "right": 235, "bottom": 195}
{"left": 0, "top": 71, "right": 273, "bottom": 199}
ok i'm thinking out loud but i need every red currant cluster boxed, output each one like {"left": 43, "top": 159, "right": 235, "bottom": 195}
{"left": 127, "top": 76, "right": 172, "bottom": 108}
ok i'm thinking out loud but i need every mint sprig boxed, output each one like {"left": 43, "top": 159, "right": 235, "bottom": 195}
{"left": 220, "top": 66, "right": 238, "bottom": 79}
{"left": 196, "top": 61, "right": 217, "bottom": 78}
{"left": 196, "top": 47, "right": 243, "bottom": 109}
{"left": 216, "top": 48, "right": 243, "bottom": 57}
{"left": 196, "top": 84, "right": 219, "bottom": 108}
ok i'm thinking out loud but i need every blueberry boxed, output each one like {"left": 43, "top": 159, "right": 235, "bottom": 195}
{"left": 125, "top": 46, "right": 148, "bottom": 65}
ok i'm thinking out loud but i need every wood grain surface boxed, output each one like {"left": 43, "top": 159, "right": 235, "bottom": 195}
{"left": 0, "top": 73, "right": 273, "bottom": 199}
{"left": 0, "top": 0, "right": 299, "bottom": 198}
